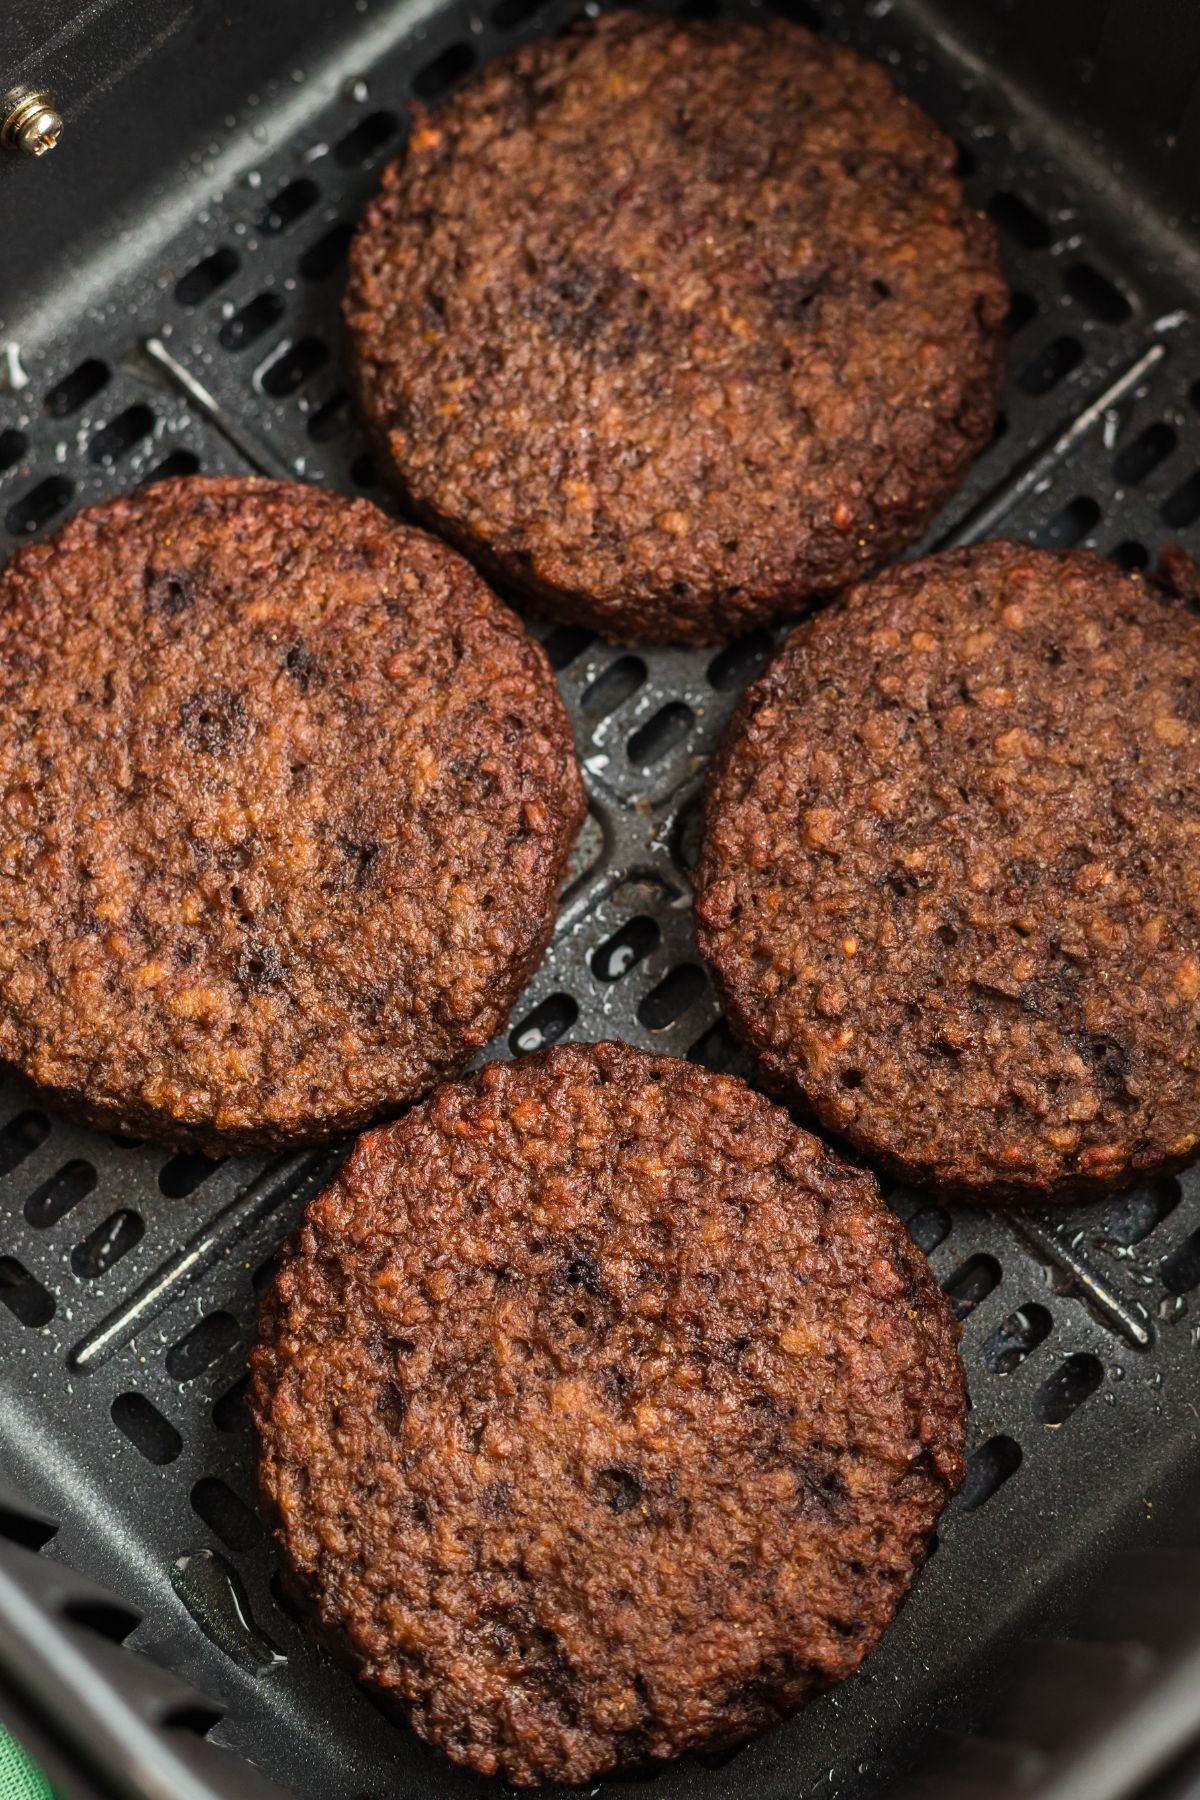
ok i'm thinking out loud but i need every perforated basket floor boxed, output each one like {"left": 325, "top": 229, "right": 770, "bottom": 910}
{"left": 1, "top": 1, "right": 1200, "bottom": 1796}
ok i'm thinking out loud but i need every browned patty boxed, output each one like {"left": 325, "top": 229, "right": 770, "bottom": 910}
{"left": 345, "top": 10, "right": 1008, "bottom": 645}
{"left": 0, "top": 477, "right": 582, "bottom": 1154}
{"left": 694, "top": 541, "right": 1200, "bottom": 1204}
{"left": 250, "top": 1042, "right": 964, "bottom": 1787}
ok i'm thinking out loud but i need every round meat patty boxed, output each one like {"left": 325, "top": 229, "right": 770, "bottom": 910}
{"left": 694, "top": 541, "right": 1200, "bottom": 1204}
{"left": 0, "top": 476, "right": 582, "bottom": 1153}
{"left": 250, "top": 1042, "right": 964, "bottom": 1787}
{"left": 344, "top": 10, "right": 1008, "bottom": 646}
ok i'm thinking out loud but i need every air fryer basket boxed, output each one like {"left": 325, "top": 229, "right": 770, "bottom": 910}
{"left": 1, "top": 1, "right": 1200, "bottom": 1797}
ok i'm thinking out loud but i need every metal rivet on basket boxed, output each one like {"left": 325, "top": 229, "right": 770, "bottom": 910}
{"left": 1, "top": 85, "right": 63, "bottom": 156}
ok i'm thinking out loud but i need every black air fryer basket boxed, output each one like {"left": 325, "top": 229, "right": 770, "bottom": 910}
{"left": 2, "top": 2, "right": 1200, "bottom": 1797}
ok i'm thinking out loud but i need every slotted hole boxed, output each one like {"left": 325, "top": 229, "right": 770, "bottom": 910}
{"left": 166, "top": 1311, "right": 239, "bottom": 1380}
{"left": 981, "top": 1303, "right": 1053, "bottom": 1375}
{"left": 299, "top": 219, "right": 356, "bottom": 281}
{"left": 1064, "top": 261, "right": 1132, "bottom": 323}
{"left": 190, "top": 1477, "right": 261, "bottom": 1552}
{"left": 0, "top": 1109, "right": 49, "bottom": 1176}
{"left": 707, "top": 630, "right": 773, "bottom": 691}
{"left": 987, "top": 191, "right": 1054, "bottom": 250}
{"left": 258, "top": 178, "right": 319, "bottom": 235}
{"left": 333, "top": 111, "right": 398, "bottom": 168}
{"left": 628, "top": 701, "right": 694, "bottom": 767}
{"left": 413, "top": 42, "right": 476, "bottom": 99}
{"left": 62, "top": 1599, "right": 138, "bottom": 1643}
{"left": 6, "top": 475, "right": 73, "bottom": 536}
{"left": 71, "top": 1209, "right": 144, "bottom": 1279}
{"left": 1018, "top": 336, "right": 1083, "bottom": 398}
{"left": 1036, "top": 495, "right": 1100, "bottom": 550}
{"left": 164, "top": 1705, "right": 222, "bottom": 1738}
{"left": 88, "top": 404, "right": 155, "bottom": 466}
{"left": 259, "top": 337, "right": 329, "bottom": 398}
{"left": 307, "top": 390, "right": 351, "bottom": 442}
{"left": 111, "top": 1392, "right": 182, "bottom": 1465}
{"left": 906, "top": 1206, "right": 951, "bottom": 1256}
{"left": 24, "top": 1159, "right": 96, "bottom": 1228}
{"left": 687, "top": 1018, "right": 742, "bottom": 1075}
{"left": 0, "top": 428, "right": 26, "bottom": 474}
{"left": 1037, "top": 1352, "right": 1103, "bottom": 1425}
{"left": 592, "top": 916, "right": 661, "bottom": 982}
{"left": 638, "top": 963, "right": 708, "bottom": 1031}
{"left": 141, "top": 449, "right": 200, "bottom": 486}
{"left": 269, "top": 1569, "right": 304, "bottom": 1624}
{"left": 213, "top": 1374, "right": 249, "bottom": 1433}
{"left": 44, "top": 357, "right": 109, "bottom": 416}
{"left": 1005, "top": 291, "right": 1038, "bottom": 336}
{"left": 174, "top": 247, "right": 240, "bottom": 307}
{"left": 0, "top": 1505, "right": 56, "bottom": 1550}
{"left": 1110, "top": 539, "right": 1149, "bottom": 571}
{"left": 492, "top": 0, "right": 541, "bottom": 23}
{"left": 582, "top": 655, "right": 647, "bottom": 720}
{"left": 218, "top": 291, "right": 285, "bottom": 353}
{"left": 954, "top": 140, "right": 976, "bottom": 177}
{"left": 540, "top": 624, "right": 593, "bottom": 670}
{"left": 509, "top": 993, "right": 578, "bottom": 1054}
{"left": 1115, "top": 422, "right": 1177, "bottom": 486}
{"left": 350, "top": 451, "right": 378, "bottom": 488}
{"left": 942, "top": 1253, "right": 1000, "bottom": 1320}
{"left": 0, "top": 1258, "right": 55, "bottom": 1328}
{"left": 1162, "top": 470, "right": 1200, "bottom": 530}
{"left": 253, "top": 1252, "right": 281, "bottom": 1296}
{"left": 1097, "top": 1178, "right": 1182, "bottom": 1248}
{"left": 774, "top": 0, "right": 822, "bottom": 24}
{"left": 958, "top": 1436, "right": 1022, "bottom": 1510}
{"left": 1161, "top": 1226, "right": 1200, "bottom": 1296}
{"left": 159, "top": 1151, "right": 222, "bottom": 1198}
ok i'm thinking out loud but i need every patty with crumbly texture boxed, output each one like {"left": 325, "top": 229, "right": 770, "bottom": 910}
{"left": 344, "top": 10, "right": 1008, "bottom": 646}
{"left": 250, "top": 1042, "right": 964, "bottom": 1787}
{"left": 694, "top": 541, "right": 1200, "bottom": 1203}
{"left": 0, "top": 476, "right": 581, "bottom": 1153}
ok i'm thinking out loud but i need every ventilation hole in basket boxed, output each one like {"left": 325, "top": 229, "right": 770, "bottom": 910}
{"left": 24, "top": 1159, "right": 97, "bottom": 1228}
{"left": 141, "top": 449, "right": 201, "bottom": 486}
{"left": 306, "top": 390, "right": 351, "bottom": 442}
{"left": 1096, "top": 1178, "right": 1182, "bottom": 1249}
{"left": 164, "top": 1704, "right": 223, "bottom": 1737}
{"left": 628, "top": 702, "right": 694, "bottom": 767}
{"left": 6, "top": 475, "right": 73, "bottom": 536}
{"left": 959, "top": 1435, "right": 1022, "bottom": 1510}
{"left": 1162, "top": 470, "right": 1200, "bottom": 530}
{"left": 906, "top": 1206, "right": 951, "bottom": 1256}
{"left": 772, "top": 0, "right": 823, "bottom": 26}
{"left": 942, "top": 1253, "right": 1000, "bottom": 1320}
{"left": 1110, "top": 539, "right": 1148, "bottom": 571}
{"left": 218, "top": 290, "right": 285, "bottom": 353}
{"left": 510, "top": 993, "right": 578, "bottom": 1054}
{"left": 413, "top": 42, "right": 476, "bottom": 100}
{"left": 213, "top": 1374, "right": 250, "bottom": 1433}
{"left": 0, "top": 1504, "right": 56, "bottom": 1550}
{"left": 174, "top": 247, "right": 240, "bottom": 307}
{"left": 592, "top": 916, "right": 660, "bottom": 982}
{"left": 1161, "top": 1225, "right": 1200, "bottom": 1295}
{"left": 350, "top": 451, "right": 378, "bottom": 488}
{"left": 0, "top": 1109, "right": 50, "bottom": 1177}
{"left": 111, "top": 1391, "right": 182, "bottom": 1465}
{"left": 158, "top": 1151, "right": 222, "bottom": 1198}
{"left": 991, "top": 409, "right": 1009, "bottom": 444}
{"left": 0, "top": 1258, "right": 54, "bottom": 1327}
{"left": 981, "top": 1302, "right": 1052, "bottom": 1375}
{"left": 1192, "top": 378, "right": 1200, "bottom": 413}
{"left": 686, "top": 1018, "right": 742, "bottom": 1075}
{"left": 191, "top": 1477, "right": 262, "bottom": 1552}
{"left": 259, "top": 336, "right": 329, "bottom": 399}
{"left": 1036, "top": 495, "right": 1100, "bottom": 550}
{"left": 1037, "top": 1352, "right": 1103, "bottom": 1425}
{"left": 987, "top": 191, "right": 1054, "bottom": 249}
{"left": 44, "top": 357, "right": 110, "bottom": 416}
{"left": 333, "top": 111, "right": 398, "bottom": 168}
{"left": 88, "top": 403, "right": 155, "bottom": 466}
{"left": 1114, "top": 422, "right": 1177, "bottom": 486}
{"left": 252, "top": 1252, "right": 281, "bottom": 1296}
{"left": 61, "top": 1597, "right": 139, "bottom": 1643}
{"left": 0, "top": 429, "right": 26, "bottom": 474}
{"left": 582, "top": 655, "right": 647, "bottom": 720}
{"left": 298, "top": 226, "right": 355, "bottom": 296}
{"left": 492, "top": 0, "right": 542, "bottom": 23}
{"left": 71, "top": 1209, "right": 144, "bottom": 1279}
{"left": 270, "top": 1569, "right": 305, "bottom": 1623}
{"left": 540, "top": 623, "right": 593, "bottom": 670}
{"left": 1018, "top": 336, "right": 1083, "bottom": 397}
{"left": 166, "top": 1311, "right": 239, "bottom": 1380}
{"left": 707, "top": 630, "right": 774, "bottom": 691}
{"left": 638, "top": 963, "right": 708, "bottom": 1031}
{"left": 258, "top": 178, "right": 319, "bottom": 235}
{"left": 954, "top": 140, "right": 976, "bottom": 177}
{"left": 1064, "top": 261, "right": 1132, "bottom": 323}
{"left": 1005, "top": 291, "right": 1038, "bottom": 336}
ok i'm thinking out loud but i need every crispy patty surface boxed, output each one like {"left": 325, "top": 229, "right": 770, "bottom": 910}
{"left": 345, "top": 10, "right": 1008, "bottom": 645}
{"left": 0, "top": 477, "right": 581, "bottom": 1153}
{"left": 694, "top": 542, "right": 1200, "bottom": 1203}
{"left": 251, "top": 1042, "right": 964, "bottom": 1786}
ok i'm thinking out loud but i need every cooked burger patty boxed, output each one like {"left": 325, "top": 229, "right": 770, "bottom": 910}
{"left": 694, "top": 541, "right": 1200, "bottom": 1203}
{"left": 0, "top": 477, "right": 581, "bottom": 1153}
{"left": 345, "top": 10, "right": 1008, "bottom": 645}
{"left": 251, "top": 1042, "right": 964, "bottom": 1786}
